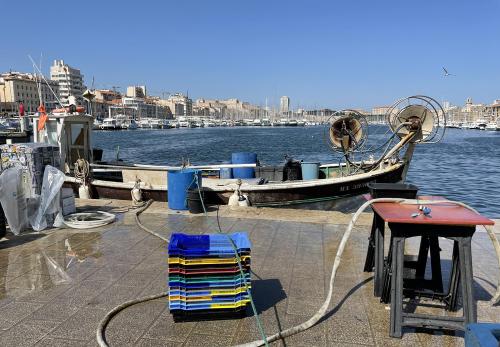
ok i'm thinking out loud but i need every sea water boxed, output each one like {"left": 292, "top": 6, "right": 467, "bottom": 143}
{"left": 93, "top": 126, "right": 500, "bottom": 217}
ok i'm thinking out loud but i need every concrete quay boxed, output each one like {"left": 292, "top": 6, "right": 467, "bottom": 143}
{"left": 0, "top": 199, "right": 497, "bottom": 346}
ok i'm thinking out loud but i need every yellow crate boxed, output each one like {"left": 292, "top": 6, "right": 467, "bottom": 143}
{"left": 210, "top": 300, "right": 250, "bottom": 309}
{"left": 168, "top": 255, "right": 251, "bottom": 265}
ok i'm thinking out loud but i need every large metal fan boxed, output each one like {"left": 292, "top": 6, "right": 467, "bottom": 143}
{"left": 385, "top": 95, "right": 446, "bottom": 144}
{"left": 327, "top": 110, "right": 369, "bottom": 154}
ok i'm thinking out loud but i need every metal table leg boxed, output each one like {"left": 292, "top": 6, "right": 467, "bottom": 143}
{"left": 363, "top": 214, "right": 378, "bottom": 272}
{"left": 390, "top": 235, "right": 405, "bottom": 338}
{"left": 459, "top": 236, "right": 476, "bottom": 324}
{"left": 374, "top": 213, "right": 385, "bottom": 297}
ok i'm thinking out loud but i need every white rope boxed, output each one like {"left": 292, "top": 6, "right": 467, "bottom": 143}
{"left": 63, "top": 211, "right": 115, "bottom": 229}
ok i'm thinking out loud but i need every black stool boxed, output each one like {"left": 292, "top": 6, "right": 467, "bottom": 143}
{"left": 364, "top": 213, "right": 445, "bottom": 299}
{"left": 388, "top": 223, "right": 476, "bottom": 338}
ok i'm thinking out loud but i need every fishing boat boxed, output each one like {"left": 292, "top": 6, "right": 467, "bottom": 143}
{"left": 30, "top": 95, "right": 446, "bottom": 211}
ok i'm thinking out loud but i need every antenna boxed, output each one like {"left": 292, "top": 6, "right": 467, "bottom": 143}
{"left": 28, "top": 55, "right": 63, "bottom": 107}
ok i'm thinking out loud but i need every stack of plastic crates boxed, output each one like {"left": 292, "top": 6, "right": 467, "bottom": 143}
{"left": 168, "top": 232, "right": 251, "bottom": 321}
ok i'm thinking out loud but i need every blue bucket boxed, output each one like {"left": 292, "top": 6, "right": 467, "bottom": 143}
{"left": 301, "top": 162, "right": 320, "bottom": 180}
{"left": 232, "top": 152, "right": 257, "bottom": 179}
{"left": 167, "top": 169, "right": 202, "bottom": 210}
{"left": 219, "top": 162, "right": 233, "bottom": 179}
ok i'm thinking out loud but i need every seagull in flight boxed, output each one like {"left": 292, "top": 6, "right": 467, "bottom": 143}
{"left": 442, "top": 67, "right": 453, "bottom": 77}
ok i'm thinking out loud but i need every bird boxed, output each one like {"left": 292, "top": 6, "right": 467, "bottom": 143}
{"left": 442, "top": 67, "right": 453, "bottom": 77}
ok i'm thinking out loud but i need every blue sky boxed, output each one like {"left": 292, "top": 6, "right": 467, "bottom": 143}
{"left": 1, "top": 0, "right": 499, "bottom": 110}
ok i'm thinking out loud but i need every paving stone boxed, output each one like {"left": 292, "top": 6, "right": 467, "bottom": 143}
{"left": 49, "top": 307, "right": 108, "bottom": 341}
{"left": 135, "top": 338, "right": 181, "bottom": 347}
{"left": 0, "top": 320, "right": 60, "bottom": 347}
{"left": 183, "top": 333, "right": 233, "bottom": 347}
{"left": 0, "top": 301, "right": 44, "bottom": 329}
{"left": 143, "top": 313, "right": 196, "bottom": 343}
{"left": 35, "top": 336, "right": 89, "bottom": 347}
{"left": 104, "top": 298, "right": 166, "bottom": 345}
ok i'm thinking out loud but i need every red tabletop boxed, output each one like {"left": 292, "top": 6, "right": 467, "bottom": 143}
{"left": 365, "top": 195, "right": 494, "bottom": 227}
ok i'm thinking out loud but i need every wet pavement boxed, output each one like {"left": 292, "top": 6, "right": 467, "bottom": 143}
{"left": 0, "top": 199, "right": 498, "bottom": 346}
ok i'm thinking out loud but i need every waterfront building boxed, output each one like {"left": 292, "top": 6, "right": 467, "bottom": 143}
{"left": 168, "top": 93, "right": 192, "bottom": 117}
{"left": 0, "top": 71, "right": 60, "bottom": 115}
{"left": 126, "top": 86, "right": 146, "bottom": 98}
{"left": 371, "top": 106, "right": 392, "bottom": 116}
{"left": 50, "top": 60, "right": 85, "bottom": 106}
{"left": 154, "top": 93, "right": 193, "bottom": 118}
{"left": 109, "top": 96, "right": 171, "bottom": 120}
{"left": 280, "top": 96, "right": 290, "bottom": 114}
{"left": 90, "top": 89, "right": 123, "bottom": 120}
{"left": 486, "top": 99, "right": 500, "bottom": 118}
{"left": 95, "top": 89, "right": 121, "bottom": 102}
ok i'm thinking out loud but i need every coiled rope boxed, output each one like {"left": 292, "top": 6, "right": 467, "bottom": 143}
{"left": 63, "top": 211, "right": 115, "bottom": 229}
{"left": 96, "top": 198, "right": 500, "bottom": 347}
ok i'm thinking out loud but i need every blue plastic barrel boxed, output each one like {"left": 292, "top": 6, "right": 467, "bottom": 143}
{"left": 167, "top": 169, "right": 202, "bottom": 210}
{"left": 301, "top": 162, "right": 320, "bottom": 180}
{"left": 219, "top": 162, "right": 233, "bottom": 179}
{"left": 231, "top": 152, "right": 257, "bottom": 179}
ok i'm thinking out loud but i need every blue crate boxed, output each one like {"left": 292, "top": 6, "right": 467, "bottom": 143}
{"left": 465, "top": 323, "right": 500, "bottom": 347}
{"left": 168, "top": 232, "right": 251, "bottom": 255}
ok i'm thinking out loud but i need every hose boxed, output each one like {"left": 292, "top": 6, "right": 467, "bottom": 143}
{"left": 134, "top": 199, "right": 170, "bottom": 243}
{"left": 236, "top": 198, "right": 500, "bottom": 347}
{"left": 96, "top": 291, "right": 169, "bottom": 347}
{"left": 96, "top": 198, "right": 500, "bottom": 347}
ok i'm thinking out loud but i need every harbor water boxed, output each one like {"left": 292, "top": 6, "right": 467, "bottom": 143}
{"left": 93, "top": 126, "right": 500, "bottom": 217}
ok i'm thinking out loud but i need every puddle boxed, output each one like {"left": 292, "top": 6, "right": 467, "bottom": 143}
{"left": 0, "top": 231, "right": 102, "bottom": 299}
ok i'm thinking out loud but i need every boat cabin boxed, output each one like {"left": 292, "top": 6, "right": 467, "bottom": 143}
{"left": 32, "top": 113, "right": 94, "bottom": 173}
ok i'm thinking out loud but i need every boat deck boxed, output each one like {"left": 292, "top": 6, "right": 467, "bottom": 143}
{"left": 0, "top": 199, "right": 498, "bottom": 346}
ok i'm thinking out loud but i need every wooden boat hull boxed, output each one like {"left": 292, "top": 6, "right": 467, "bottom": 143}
{"left": 76, "top": 161, "right": 406, "bottom": 211}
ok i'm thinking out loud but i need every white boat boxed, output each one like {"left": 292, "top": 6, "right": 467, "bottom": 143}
{"left": 485, "top": 121, "right": 499, "bottom": 131}
{"left": 297, "top": 119, "right": 307, "bottom": 126}
{"left": 136, "top": 119, "right": 146, "bottom": 128}
{"left": 100, "top": 118, "right": 119, "bottom": 130}
{"left": 149, "top": 119, "right": 162, "bottom": 129}
{"left": 253, "top": 119, "right": 262, "bottom": 126}
{"left": 476, "top": 119, "right": 487, "bottom": 130}
{"left": 279, "top": 118, "right": 288, "bottom": 126}
{"left": 288, "top": 120, "right": 298, "bottom": 126}
{"left": 203, "top": 120, "right": 216, "bottom": 127}
{"left": 121, "top": 119, "right": 138, "bottom": 130}
{"left": 92, "top": 119, "right": 102, "bottom": 130}
{"left": 178, "top": 121, "right": 189, "bottom": 127}
{"left": 261, "top": 118, "right": 271, "bottom": 126}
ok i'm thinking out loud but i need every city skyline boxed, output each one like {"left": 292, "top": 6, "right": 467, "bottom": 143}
{"left": 1, "top": 1, "right": 499, "bottom": 110}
